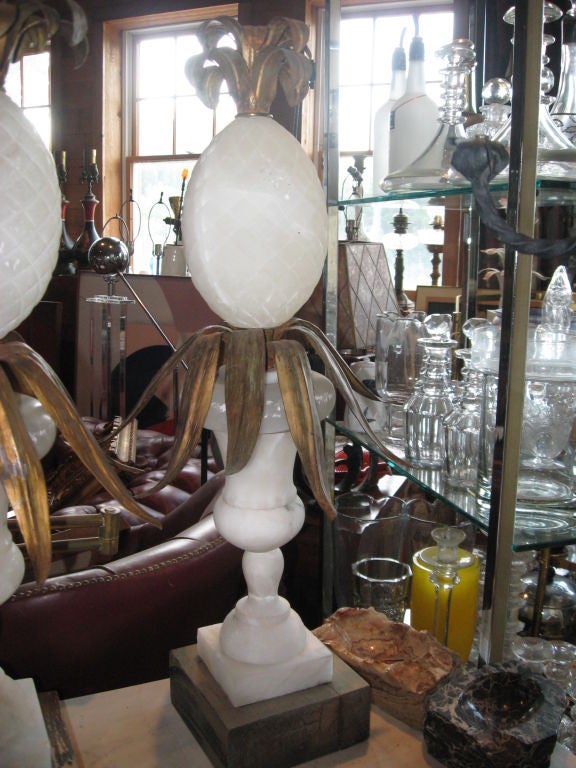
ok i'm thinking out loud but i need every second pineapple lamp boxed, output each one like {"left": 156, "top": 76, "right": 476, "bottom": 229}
{"left": 179, "top": 15, "right": 333, "bottom": 709}
{"left": 162, "top": 168, "right": 189, "bottom": 276}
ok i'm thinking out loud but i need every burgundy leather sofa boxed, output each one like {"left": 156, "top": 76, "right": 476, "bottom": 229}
{"left": 0, "top": 431, "right": 246, "bottom": 700}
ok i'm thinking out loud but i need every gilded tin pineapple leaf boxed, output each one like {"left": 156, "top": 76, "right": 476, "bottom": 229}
{"left": 286, "top": 319, "right": 379, "bottom": 400}
{"left": 278, "top": 49, "right": 313, "bottom": 107}
{"left": 112, "top": 325, "right": 228, "bottom": 437}
{"left": 224, "top": 329, "right": 265, "bottom": 475}
{"left": 0, "top": 0, "right": 88, "bottom": 87}
{"left": 270, "top": 339, "right": 336, "bottom": 521}
{"left": 0, "top": 366, "right": 51, "bottom": 583}
{"left": 56, "top": 0, "right": 87, "bottom": 48}
{"left": 285, "top": 320, "right": 409, "bottom": 468}
{"left": 185, "top": 48, "right": 245, "bottom": 111}
{"left": 138, "top": 331, "right": 222, "bottom": 495}
{"left": 185, "top": 15, "right": 313, "bottom": 116}
{"left": 0, "top": 340, "right": 160, "bottom": 526}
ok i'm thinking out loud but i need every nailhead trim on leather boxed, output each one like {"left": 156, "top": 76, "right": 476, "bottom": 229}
{"left": 10, "top": 537, "right": 226, "bottom": 600}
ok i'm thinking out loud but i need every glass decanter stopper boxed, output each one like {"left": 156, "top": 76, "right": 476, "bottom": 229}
{"left": 541, "top": 264, "right": 573, "bottom": 333}
{"left": 382, "top": 38, "right": 476, "bottom": 191}
{"left": 404, "top": 334, "right": 457, "bottom": 468}
{"left": 533, "top": 265, "right": 573, "bottom": 361}
{"left": 494, "top": 3, "right": 576, "bottom": 180}
{"left": 466, "top": 78, "right": 512, "bottom": 140}
{"left": 418, "top": 312, "right": 453, "bottom": 387}
{"left": 410, "top": 525, "right": 480, "bottom": 661}
{"left": 550, "top": 11, "right": 576, "bottom": 145}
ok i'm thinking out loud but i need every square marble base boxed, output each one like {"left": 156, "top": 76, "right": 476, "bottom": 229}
{"left": 169, "top": 643, "right": 371, "bottom": 768}
{"left": 0, "top": 675, "right": 51, "bottom": 768}
{"left": 197, "top": 623, "right": 333, "bottom": 707}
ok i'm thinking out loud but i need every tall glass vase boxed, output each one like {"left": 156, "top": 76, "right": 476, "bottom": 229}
{"left": 493, "top": 3, "right": 576, "bottom": 180}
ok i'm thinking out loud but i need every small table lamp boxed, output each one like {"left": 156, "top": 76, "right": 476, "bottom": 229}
{"left": 419, "top": 214, "right": 445, "bottom": 286}
{"left": 383, "top": 207, "right": 419, "bottom": 313}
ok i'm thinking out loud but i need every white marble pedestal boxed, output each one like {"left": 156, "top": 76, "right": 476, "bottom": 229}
{"left": 170, "top": 644, "right": 371, "bottom": 768}
{"left": 198, "top": 622, "right": 333, "bottom": 707}
{"left": 0, "top": 674, "right": 51, "bottom": 768}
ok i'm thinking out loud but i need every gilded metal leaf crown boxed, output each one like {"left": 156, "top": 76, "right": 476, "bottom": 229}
{"left": 184, "top": 16, "right": 313, "bottom": 116}
{"left": 0, "top": 0, "right": 88, "bottom": 88}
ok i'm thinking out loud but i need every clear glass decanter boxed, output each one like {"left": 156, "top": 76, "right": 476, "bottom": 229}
{"left": 493, "top": 3, "right": 576, "bottom": 180}
{"left": 375, "top": 310, "right": 427, "bottom": 445}
{"left": 404, "top": 335, "right": 457, "bottom": 468}
{"left": 444, "top": 349, "right": 484, "bottom": 487}
{"left": 466, "top": 78, "right": 512, "bottom": 140}
{"left": 444, "top": 318, "right": 488, "bottom": 488}
{"left": 550, "top": 11, "right": 576, "bottom": 145}
{"left": 382, "top": 38, "right": 476, "bottom": 191}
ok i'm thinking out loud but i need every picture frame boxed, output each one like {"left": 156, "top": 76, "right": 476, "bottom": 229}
{"left": 415, "top": 286, "right": 504, "bottom": 317}
{"left": 414, "top": 285, "right": 462, "bottom": 314}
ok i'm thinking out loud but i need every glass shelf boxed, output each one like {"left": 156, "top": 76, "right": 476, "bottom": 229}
{"left": 330, "top": 181, "right": 497, "bottom": 208}
{"left": 330, "top": 177, "right": 576, "bottom": 208}
{"left": 331, "top": 419, "right": 576, "bottom": 553}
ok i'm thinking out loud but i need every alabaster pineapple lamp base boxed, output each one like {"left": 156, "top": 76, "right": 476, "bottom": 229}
{"left": 0, "top": 496, "right": 51, "bottom": 768}
{"left": 169, "top": 16, "right": 372, "bottom": 765}
{"left": 169, "top": 370, "right": 371, "bottom": 765}
{"left": 192, "top": 368, "right": 333, "bottom": 707}
{"left": 197, "top": 625, "right": 333, "bottom": 707}
{"left": 0, "top": 396, "right": 57, "bottom": 768}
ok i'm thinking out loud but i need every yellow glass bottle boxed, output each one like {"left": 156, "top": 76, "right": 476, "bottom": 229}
{"left": 410, "top": 526, "right": 480, "bottom": 662}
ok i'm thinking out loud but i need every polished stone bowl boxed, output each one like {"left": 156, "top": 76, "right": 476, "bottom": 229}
{"left": 457, "top": 670, "right": 542, "bottom": 729}
{"left": 424, "top": 662, "right": 566, "bottom": 768}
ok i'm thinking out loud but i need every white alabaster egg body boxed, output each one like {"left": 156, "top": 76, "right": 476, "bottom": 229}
{"left": 0, "top": 92, "right": 60, "bottom": 339}
{"left": 181, "top": 115, "right": 327, "bottom": 328}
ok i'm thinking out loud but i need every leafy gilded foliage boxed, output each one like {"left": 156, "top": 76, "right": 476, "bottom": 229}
{"left": 0, "top": 311, "right": 397, "bottom": 581}
{"left": 113, "top": 319, "right": 402, "bottom": 519}
{"left": 184, "top": 16, "right": 313, "bottom": 116}
{"left": 0, "top": 340, "right": 162, "bottom": 582}
{"left": 0, "top": 0, "right": 88, "bottom": 87}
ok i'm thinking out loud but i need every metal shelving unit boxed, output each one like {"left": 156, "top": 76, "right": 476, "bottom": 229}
{"left": 322, "top": 0, "right": 565, "bottom": 664}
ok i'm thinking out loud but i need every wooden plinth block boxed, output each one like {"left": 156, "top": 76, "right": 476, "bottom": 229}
{"left": 169, "top": 645, "right": 370, "bottom": 768}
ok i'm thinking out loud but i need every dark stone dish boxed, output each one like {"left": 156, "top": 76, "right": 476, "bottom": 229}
{"left": 423, "top": 662, "right": 566, "bottom": 768}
